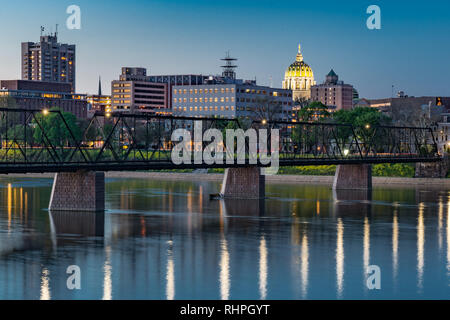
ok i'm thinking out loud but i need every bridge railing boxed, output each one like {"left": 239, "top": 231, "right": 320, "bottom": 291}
{"left": 251, "top": 120, "right": 439, "bottom": 163}
{"left": 0, "top": 108, "right": 440, "bottom": 171}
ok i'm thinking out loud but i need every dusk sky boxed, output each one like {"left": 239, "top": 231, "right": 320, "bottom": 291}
{"left": 0, "top": 0, "right": 449, "bottom": 98}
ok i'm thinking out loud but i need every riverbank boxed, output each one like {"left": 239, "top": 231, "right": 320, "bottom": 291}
{"left": 1, "top": 171, "right": 449, "bottom": 187}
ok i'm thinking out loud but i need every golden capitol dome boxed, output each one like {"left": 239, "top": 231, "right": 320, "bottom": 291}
{"left": 282, "top": 44, "right": 316, "bottom": 100}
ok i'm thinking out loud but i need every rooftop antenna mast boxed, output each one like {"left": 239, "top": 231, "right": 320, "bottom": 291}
{"left": 55, "top": 24, "right": 58, "bottom": 38}
{"left": 40, "top": 26, "right": 45, "bottom": 37}
{"left": 221, "top": 51, "right": 237, "bottom": 80}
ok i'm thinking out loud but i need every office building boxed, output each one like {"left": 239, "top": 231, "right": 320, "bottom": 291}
{"left": 22, "top": 31, "right": 76, "bottom": 91}
{"left": 146, "top": 74, "right": 208, "bottom": 109}
{"left": 111, "top": 68, "right": 168, "bottom": 114}
{"left": 172, "top": 80, "right": 292, "bottom": 120}
{"left": 310, "top": 69, "right": 354, "bottom": 111}
{"left": 0, "top": 80, "right": 87, "bottom": 118}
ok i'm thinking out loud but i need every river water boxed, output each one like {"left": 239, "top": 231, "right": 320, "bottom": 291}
{"left": 0, "top": 176, "right": 449, "bottom": 300}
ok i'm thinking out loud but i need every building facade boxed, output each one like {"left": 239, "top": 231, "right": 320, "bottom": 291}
{"left": 87, "top": 95, "right": 112, "bottom": 118}
{"left": 0, "top": 80, "right": 87, "bottom": 118}
{"left": 282, "top": 44, "right": 316, "bottom": 101}
{"left": 310, "top": 70, "right": 354, "bottom": 111}
{"left": 111, "top": 68, "right": 168, "bottom": 114}
{"left": 172, "top": 79, "right": 293, "bottom": 121}
{"left": 146, "top": 74, "right": 208, "bottom": 110}
{"left": 22, "top": 34, "right": 76, "bottom": 92}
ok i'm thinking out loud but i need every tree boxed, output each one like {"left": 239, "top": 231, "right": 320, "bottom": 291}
{"left": 32, "top": 108, "right": 82, "bottom": 147}
{"left": 296, "top": 101, "right": 330, "bottom": 122}
{"left": 0, "top": 97, "right": 20, "bottom": 140}
{"left": 332, "top": 107, "right": 392, "bottom": 153}
{"left": 251, "top": 96, "right": 285, "bottom": 122}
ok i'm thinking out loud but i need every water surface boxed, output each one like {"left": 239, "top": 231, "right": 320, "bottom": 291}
{"left": 0, "top": 176, "right": 449, "bottom": 300}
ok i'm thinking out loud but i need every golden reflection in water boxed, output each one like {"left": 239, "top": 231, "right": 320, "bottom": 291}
{"left": 24, "top": 192, "right": 28, "bottom": 222}
{"left": 40, "top": 268, "right": 51, "bottom": 300}
{"left": 7, "top": 183, "right": 12, "bottom": 231}
{"left": 259, "top": 236, "right": 268, "bottom": 300}
{"left": 336, "top": 218, "right": 344, "bottom": 297}
{"left": 300, "top": 233, "right": 309, "bottom": 298}
{"left": 438, "top": 196, "right": 444, "bottom": 251}
{"left": 316, "top": 200, "right": 320, "bottom": 215}
{"left": 417, "top": 202, "right": 425, "bottom": 290}
{"left": 199, "top": 186, "right": 203, "bottom": 214}
{"left": 392, "top": 210, "right": 399, "bottom": 281}
{"left": 363, "top": 217, "right": 370, "bottom": 277}
{"left": 219, "top": 238, "right": 230, "bottom": 300}
{"left": 19, "top": 188, "right": 23, "bottom": 221}
{"left": 166, "top": 241, "right": 175, "bottom": 300}
{"left": 102, "top": 245, "right": 112, "bottom": 300}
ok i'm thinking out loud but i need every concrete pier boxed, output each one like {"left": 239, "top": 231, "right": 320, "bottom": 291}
{"left": 220, "top": 167, "right": 265, "bottom": 199}
{"left": 333, "top": 164, "right": 372, "bottom": 190}
{"left": 49, "top": 171, "right": 105, "bottom": 212}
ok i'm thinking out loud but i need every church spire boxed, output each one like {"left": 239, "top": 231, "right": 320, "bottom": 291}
{"left": 296, "top": 44, "right": 303, "bottom": 62}
{"left": 98, "top": 76, "right": 102, "bottom": 96}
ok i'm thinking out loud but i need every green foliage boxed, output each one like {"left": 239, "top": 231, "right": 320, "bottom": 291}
{"left": 276, "top": 163, "right": 415, "bottom": 177}
{"left": 332, "top": 107, "right": 392, "bottom": 147}
{"left": 372, "top": 163, "right": 415, "bottom": 178}
{"left": 296, "top": 101, "right": 330, "bottom": 122}
{"left": 32, "top": 108, "right": 81, "bottom": 147}
{"left": 278, "top": 165, "right": 336, "bottom": 175}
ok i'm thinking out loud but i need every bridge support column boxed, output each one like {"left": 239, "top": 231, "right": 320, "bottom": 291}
{"left": 220, "top": 167, "right": 265, "bottom": 199}
{"left": 333, "top": 164, "right": 372, "bottom": 190}
{"left": 49, "top": 171, "right": 105, "bottom": 212}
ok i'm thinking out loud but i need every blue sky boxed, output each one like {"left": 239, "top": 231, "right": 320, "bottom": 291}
{"left": 0, "top": 0, "right": 449, "bottom": 98}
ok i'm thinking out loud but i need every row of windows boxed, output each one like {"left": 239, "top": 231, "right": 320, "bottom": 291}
{"left": 112, "top": 83, "right": 132, "bottom": 88}
{"left": 174, "top": 87, "right": 291, "bottom": 98}
{"left": 174, "top": 88, "right": 235, "bottom": 95}
{"left": 174, "top": 97, "right": 235, "bottom": 103}
{"left": 174, "top": 97, "right": 291, "bottom": 105}
{"left": 175, "top": 106, "right": 235, "bottom": 112}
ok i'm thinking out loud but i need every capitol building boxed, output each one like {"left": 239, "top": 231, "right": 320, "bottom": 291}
{"left": 282, "top": 44, "right": 316, "bottom": 100}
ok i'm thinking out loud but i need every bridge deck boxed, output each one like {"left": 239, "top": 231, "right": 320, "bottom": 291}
{"left": 0, "top": 108, "right": 441, "bottom": 174}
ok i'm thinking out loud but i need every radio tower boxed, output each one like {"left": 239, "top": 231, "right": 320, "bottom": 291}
{"left": 221, "top": 51, "right": 237, "bottom": 80}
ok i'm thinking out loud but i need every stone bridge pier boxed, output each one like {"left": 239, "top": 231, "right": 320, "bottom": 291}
{"left": 220, "top": 167, "right": 265, "bottom": 199}
{"left": 333, "top": 164, "right": 372, "bottom": 190}
{"left": 49, "top": 171, "right": 105, "bottom": 212}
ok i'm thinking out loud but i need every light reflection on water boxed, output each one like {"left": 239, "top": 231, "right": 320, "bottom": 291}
{"left": 0, "top": 177, "right": 449, "bottom": 300}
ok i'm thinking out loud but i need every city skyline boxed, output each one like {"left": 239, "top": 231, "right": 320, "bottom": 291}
{"left": 0, "top": 0, "right": 449, "bottom": 98}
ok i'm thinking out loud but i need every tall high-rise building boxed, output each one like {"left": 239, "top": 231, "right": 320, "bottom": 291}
{"left": 21, "top": 31, "right": 76, "bottom": 91}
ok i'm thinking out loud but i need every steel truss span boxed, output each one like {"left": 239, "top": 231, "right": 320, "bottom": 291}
{"left": 0, "top": 108, "right": 441, "bottom": 174}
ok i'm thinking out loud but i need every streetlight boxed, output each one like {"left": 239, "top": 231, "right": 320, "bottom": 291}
{"left": 261, "top": 119, "right": 267, "bottom": 125}
{"left": 365, "top": 124, "right": 371, "bottom": 130}
{"left": 343, "top": 149, "right": 350, "bottom": 156}
{"left": 42, "top": 109, "right": 49, "bottom": 116}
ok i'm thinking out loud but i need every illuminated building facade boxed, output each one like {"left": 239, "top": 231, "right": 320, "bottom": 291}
{"left": 0, "top": 80, "right": 87, "bottom": 118}
{"left": 87, "top": 95, "right": 111, "bottom": 118}
{"left": 111, "top": 68, "right": 169, "bottom": 114}
{"left": 146, "top": 74, "right": 208, "bottom": 110}
{"left": 310, "top": 70, "right": 354, "bottom": 111}
{"left": 21, "top": 33, "right": 76, "bottom": 92}
{"left": 282, "top": 44, "right": 316, "bottom": 101}
{"left": 172, "top": 80, "right": 292, "bottom": 120}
